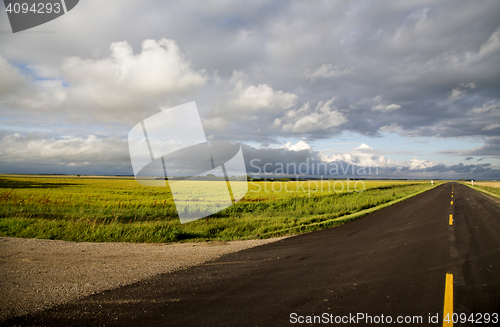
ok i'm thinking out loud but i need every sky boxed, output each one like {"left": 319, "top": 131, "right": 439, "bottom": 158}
{"left": 0, "top": 0, "right": 499, "bottom": 179}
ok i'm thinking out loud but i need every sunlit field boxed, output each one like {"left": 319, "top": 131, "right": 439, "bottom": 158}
{"left": 0, "top": 175, "right": 440, "bottom": 243}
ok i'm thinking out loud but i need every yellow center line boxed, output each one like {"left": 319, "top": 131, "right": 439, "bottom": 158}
{"left": 449, "top": 214, "right": 453, "bottom": 225}
{"left": 451, "top": 195, "right": 453, "bottom": 198}
{"left": 451, "top": 201, "right": 453, "bottom": 205}
{"left": 443, "top": 274, "right": 453, "bottom": 326}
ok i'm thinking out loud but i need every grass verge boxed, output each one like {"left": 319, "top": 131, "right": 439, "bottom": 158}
{"left": 256, "top": 183, "right": 439, "bottom": 238}
{"left": 0, "top": 176, "right": 441, "bottom": 243}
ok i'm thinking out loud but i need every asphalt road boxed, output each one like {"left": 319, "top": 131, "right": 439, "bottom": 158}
{"left": 4, "top": 182, "right": 500, "bottom": 326}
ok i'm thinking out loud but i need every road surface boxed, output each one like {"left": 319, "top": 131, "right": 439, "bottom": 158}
{"left": 3, "top": 182, "right": 500, "bottom": 326}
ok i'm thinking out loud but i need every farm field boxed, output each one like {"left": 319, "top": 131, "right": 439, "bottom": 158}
{"left": 462, "top": 180, "right": 500, "bottom": 197}
{"left": 0, "top": 175, "right": 441, "bottom": 243}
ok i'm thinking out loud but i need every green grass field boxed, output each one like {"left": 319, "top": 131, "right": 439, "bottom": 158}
{"left": 0, "top": 175, "right": 440, "bottom": 243}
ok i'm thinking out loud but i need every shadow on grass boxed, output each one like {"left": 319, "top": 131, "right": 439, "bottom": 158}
{"left": 0, "top": 178, "right": 82, "bottom": 189}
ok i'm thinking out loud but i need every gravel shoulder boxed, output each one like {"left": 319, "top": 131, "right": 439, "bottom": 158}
{"left": 0, "top": 236, "right": 287, "bottom": 321}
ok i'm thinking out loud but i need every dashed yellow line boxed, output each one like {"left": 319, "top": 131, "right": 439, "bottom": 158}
{"left": 443, "top": 274, "right": 453, "bottom": 326}
{"left": 451, "top": 201, "right": 453, "bottom": 205}
{"left": 449, "top": 214, "right": 453, "bottom": 225}
{"left": 451, "top": 195, "right": 453, "bottom": 198}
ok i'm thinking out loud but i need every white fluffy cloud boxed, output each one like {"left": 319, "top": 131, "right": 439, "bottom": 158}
{"left": 303, "top": 64, "right": 354, "bottom": 81}
{"left": 482, "top": 123, "right": 500, "bottom": 131}
{"left": 448, "top": 88, "right": 466, "bottom": 101}
{"left": 279, "top": 98, "right": 347, "bottom": 133}
{"left": 62, "top": 39, "right": 207, "bottom": 112}
{"left": 469, "top": 101, "right": 500, "bottom": 114}
{"left": 372, "top": 103, "right": 401, "bottom": 112}
{"left": 204, "top": 71, "right": 298, "bottom": 134}
{"left": 477, "top": 26, "right": 500, "bottom": 58}
{"left": 448, "top": 82, "right": 476, "bottom": 101}
{"left": 280, "top": 139, "right": 312, "bottom": 152}
{"left": 1, "top": 39, "right": 208, "bottom": 124}
{"left": 409, "top": 157, "right": 434, "bottom": 170}
{"left": 63, "top": 39, "right": 206, "bottom": 98}
{"left": 371, "top": 95, "right": 401, "bottom": 112}
{"left": 320, "top": 143, "right": 396, "bottom": 168}
{"left": 225, "top": 74, "right": 297, "bottom": 112}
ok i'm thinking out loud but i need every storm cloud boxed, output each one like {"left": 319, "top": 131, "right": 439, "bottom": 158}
{"left": 0, "top": 0, "right": 499, "bottom": 178}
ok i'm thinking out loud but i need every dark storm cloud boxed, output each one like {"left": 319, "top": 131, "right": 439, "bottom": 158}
{"left": 187, "top": 0, "right": 500, "bottom": 153}
{"left": 438, "top": 137, "right": 500, "bottom": 159}
{"left": 1, "top": 0, "right": 500, "bottom": 176}
{"left": 2, "top": 0, "right": 499, "bottom": 145}
{"left": 2, "top": 1, "right": 499, "bottom": 144}
{"left": 295, "top": 1, "right": 500, "bottom": 142}
{"left": 243, "top": 144, "right": 500, "bottom": 180}
{"left": 463, "top": 137, "right": 500, "bottom": 158}
{"left": 388, "top": 162, "right": 498, "bottom": 179}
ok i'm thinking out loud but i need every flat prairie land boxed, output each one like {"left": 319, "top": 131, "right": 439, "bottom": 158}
{"left": 0, "top": 175, "right": 440, "bottom": 243}
{"left": 464, "top": 181, "right": 500, "bottom": 187}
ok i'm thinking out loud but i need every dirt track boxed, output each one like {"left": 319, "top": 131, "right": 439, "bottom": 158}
{"left": 0, "top": 236, "right": 286, "bottom": 321}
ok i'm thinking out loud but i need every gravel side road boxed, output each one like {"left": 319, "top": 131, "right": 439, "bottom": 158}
{"left": 0, "top": 236, "right": 286, "bottom": 321}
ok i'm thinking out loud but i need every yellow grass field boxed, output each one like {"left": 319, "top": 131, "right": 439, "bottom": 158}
{"left": 0, "top": 174, "right": 440, "bottom": 243}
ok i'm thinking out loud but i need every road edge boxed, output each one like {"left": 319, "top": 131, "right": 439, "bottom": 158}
{"left": 257, "top": 182, "right": 444, "bottom": 238}
{"left": 458, "top": 182, "right": 500, "bottom": 201}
